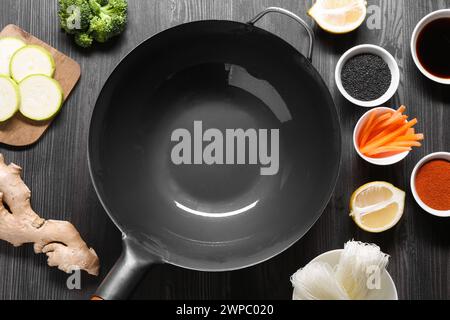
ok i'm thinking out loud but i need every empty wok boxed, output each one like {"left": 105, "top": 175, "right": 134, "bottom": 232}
{"left": 88, "top": 7, "right": 341, "bottom": 299}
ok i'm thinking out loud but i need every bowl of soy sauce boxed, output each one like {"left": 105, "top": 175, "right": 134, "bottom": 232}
{"left": 411, "top": 9, "right": 450, "bottom": 85}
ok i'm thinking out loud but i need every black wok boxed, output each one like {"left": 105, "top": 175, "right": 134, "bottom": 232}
{"left": 88, "top": 7, "right": 341, "bottom": 299}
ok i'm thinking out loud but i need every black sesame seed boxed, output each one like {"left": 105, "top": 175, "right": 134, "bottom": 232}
{"left": 341, "top": 53, "right": 392, "bottom": 101}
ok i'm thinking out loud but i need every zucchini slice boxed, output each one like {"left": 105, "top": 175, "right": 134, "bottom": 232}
{"left": 10, "top": 45, "right": 55, "bottom": 82}
{"left": 19, "top": 74, "right": 63, "bottom": 121}
{"left": 0, "top": 37, "right": 26, "bottom": 76}
{"left": 0, "top": 75, "right": 20, "bottom": 122}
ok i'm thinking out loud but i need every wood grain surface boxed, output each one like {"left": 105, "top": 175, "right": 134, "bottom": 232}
{"left": 0, "top": 0, "right": 448, "bottom": 300}
{"left": 0, "top": 24, "right": 81, "bottom": 147}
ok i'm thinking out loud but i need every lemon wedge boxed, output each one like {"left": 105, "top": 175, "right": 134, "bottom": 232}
{"left": 308, "top": 0, "right": 367, "bottom": 34}
{"left": 350, "top": 182, "right": 405, "bottom": 233}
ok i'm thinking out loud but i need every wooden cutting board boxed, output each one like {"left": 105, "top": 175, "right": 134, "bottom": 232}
{"left": 0, "top": 24, "right": 81, "bottom": 147}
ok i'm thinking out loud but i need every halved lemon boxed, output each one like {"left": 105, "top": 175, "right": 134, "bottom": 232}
{"left": 350, "top": 181, "right": 405, "bottom": 233}
{"left": 308, "top": 0, "right": 367, "bottom": 34}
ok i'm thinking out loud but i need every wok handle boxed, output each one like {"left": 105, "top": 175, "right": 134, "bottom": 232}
{"left": 247, "top": 7, "right": 314, "bottom": 62}
{"left": 92, "top": 235, "right": 160, "bottom": 300}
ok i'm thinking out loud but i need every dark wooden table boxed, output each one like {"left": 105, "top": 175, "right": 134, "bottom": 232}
{"left": 0, "top": 0, "right": 448, "bottom": 300}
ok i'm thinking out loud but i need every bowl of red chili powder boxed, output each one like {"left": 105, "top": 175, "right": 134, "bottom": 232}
{"left": 411, "top": 152, "right": 450, "bottom": 217}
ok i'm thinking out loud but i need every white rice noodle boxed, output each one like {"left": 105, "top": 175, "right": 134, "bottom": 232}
{"left": 335, "top": 241, "right": 389, "bottom": 300}
{"left": 291, "top": 262, "right": 349, "bottom": 300}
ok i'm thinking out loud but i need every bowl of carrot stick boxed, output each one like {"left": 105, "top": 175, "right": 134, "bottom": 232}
{"left": 353, "top": 105, "right": 424, "bottom": 165}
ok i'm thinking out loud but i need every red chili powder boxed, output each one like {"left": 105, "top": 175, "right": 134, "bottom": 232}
{"left": 415, "top": 159, "right": 450, "bottom": 210}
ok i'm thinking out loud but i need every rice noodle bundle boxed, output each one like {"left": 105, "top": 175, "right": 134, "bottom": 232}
{"left": 291, "top": 262, "right": 349, "bottom": 300}
{"left": 335, "top": 241, "right": 389, "bottom": 299}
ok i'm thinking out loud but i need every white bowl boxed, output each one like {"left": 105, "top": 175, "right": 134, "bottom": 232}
{"left": 293, "top": 249, "right": 398, "bottom": 300}
{"left": 353, "top": 107, "right": 409, "bottom": 165}
{"left": 410, "top": 152, "right": 450, "bottom": 217}
{"left": 335, "top": 44, "right": 400, "bottom": 107}
{"left": 411, "top": 9, "right": 450, "bottom": 85}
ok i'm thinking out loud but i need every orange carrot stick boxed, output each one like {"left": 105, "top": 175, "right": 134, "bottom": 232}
{"left": 379, "top": 105, "right": 405, "bottom": 123}
{"left": 386, "top": 141, "right": 422, "bottom": 147}
{"left": 366, "top": 117, "right": 408, "bottom": 145}
{"left": 371, "top": 114, "right": 407, "bottom": 133}
{"left": 366, "top": 146, "right": 412, "bottom": 157}
{"left": 360, "top": 118, "right": 418, "bottom": 154}
{"left": 360, "top": 112, "right": 392, "bottom": 147}
{"left": 396, "top": 105, "right": 406, "bottom": 114}
{"left": 358, "top": 110, "right": 377, "bottom": 146}
{"left": 393, "top": 133, "right": 424, "bottom": 142}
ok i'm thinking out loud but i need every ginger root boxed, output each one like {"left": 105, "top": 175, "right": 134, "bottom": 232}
{"left": 0, "top": 154, "right": 99, "bottom": 275}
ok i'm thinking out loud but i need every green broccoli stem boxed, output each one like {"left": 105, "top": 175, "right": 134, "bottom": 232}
{"left": 90, "top": 0, "right": 114, "bottom": 16}
{"left": 89, "top": 0, "right": 101, "bottom": 14}
{"left": 89, "top": 0, "right": 114, "bottom": 22}
{"left": 100, "top": 3, "right": 115, "bottom": 15}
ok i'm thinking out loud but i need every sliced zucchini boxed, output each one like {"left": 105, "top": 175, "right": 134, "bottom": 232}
{"left": 0, "top": 37, "right": 26, "bottom": 76}
{"left": 19, "top": 74, "right": 63, "bottom": 121}
{"left": 10, "top": 45, "right": 55, "bottom": 82}
{"left": 0, "top": 75, "right": 20, "bottom": 122}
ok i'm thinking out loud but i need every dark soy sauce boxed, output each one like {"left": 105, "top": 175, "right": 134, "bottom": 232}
{"left": 416, "top": 18, "right": 450, "bottom": 79}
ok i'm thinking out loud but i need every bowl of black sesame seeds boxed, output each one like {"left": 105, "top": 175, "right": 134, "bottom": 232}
{"left": 335, "top": 44, "right": 400, "bottom": 107}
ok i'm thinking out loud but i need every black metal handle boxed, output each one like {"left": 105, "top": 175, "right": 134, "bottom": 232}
{"left": 94, "top": 235, "right": 160, "bottom": 300}
{"left": 247, "top": 7, "right": 314, "bottom": 61}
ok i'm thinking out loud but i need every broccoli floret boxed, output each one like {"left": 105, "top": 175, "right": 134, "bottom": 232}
{"left": 74, "top": 32, "right": 94, "bottom": 47}
{"left": 58, "top": 0, "right": 127, "bottom": 48}
{"left": 58, "top": 0, "right": 92, "bottom": 34}
{"left": 88, "top": 0, "right": 128, "bottom": 43}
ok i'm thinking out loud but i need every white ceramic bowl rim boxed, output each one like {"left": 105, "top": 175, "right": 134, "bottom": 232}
{"left": 410, "top": 152, "right": 450, "bottom": 217}
{"left": 353, "top": 107, "right": 409, "bottom": 166}
{"left": 410, "top": 9, "right": 450, "bottom": 85}
{"left": 335, "top": 44, "right": 400, "bottom": 107}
